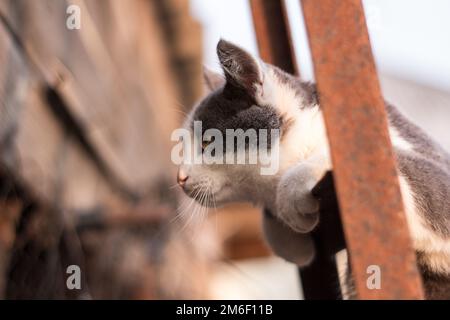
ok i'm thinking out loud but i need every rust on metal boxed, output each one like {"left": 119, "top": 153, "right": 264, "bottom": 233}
{"left": 301, "top": 0, "right": 424, "bottom": 299}
{"left": 249, "top": 0, "right": 298, "bottom": 75}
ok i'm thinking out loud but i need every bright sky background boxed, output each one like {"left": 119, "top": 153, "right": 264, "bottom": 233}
{"left": 190, "top": 0, "right": 450, "bottom": 92}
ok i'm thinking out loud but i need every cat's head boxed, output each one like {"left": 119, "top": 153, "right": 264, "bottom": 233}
{"left": 175, "top": 40, "right": 321, "bottom": 207}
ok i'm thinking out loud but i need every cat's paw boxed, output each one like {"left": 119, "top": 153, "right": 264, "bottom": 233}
{"left": 276, "top": 164, "right": 320, "bottom": 233}
{"left": 262, "top": 211, "right": 315, "bottom": 266}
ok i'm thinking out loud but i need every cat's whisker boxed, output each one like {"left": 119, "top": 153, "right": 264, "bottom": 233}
{"left": 172, "top": 181, "right": 214, "bottom": 241}
{"left": 172, "top": 198, "right": 194, "bottom": 221}
{"left": 194, "top": 184, "right": 208, "bottom": 224}
{"left": 175, "top": 196, "right": 192, "bottom": 216}
{"left": 179, "top": 185, "right": 205, "bottom": 231}
{"left": 189, "top": 184, "right": 212, "bottom": 241}
{"left": 210, "top": 182, "right": 218, "bottom": 212}
{"left": 199, "top": 187, "right": 209, "bottom": 225}
{"left": 170, "top": 197, "right": 192, "bottom": 224}
{"left": 210, "top": 184, "right": 219, "bottom": 234}
{"left": 205, "top": 183, "right": 214, "bottom": 221}
{"left": 169, "top": 183, "right": 180, "bottom": 190}
{"left": 199, "top": 183, "right": 212, "bottom": 221}
{"left": 173, "top": 186, "right": 202, "bottom": 226}
{"left": 166, "top": 99, "right": 190, "bottom": 116}
{"left": 183, "top": 188, "right": 200, "bottom": 229}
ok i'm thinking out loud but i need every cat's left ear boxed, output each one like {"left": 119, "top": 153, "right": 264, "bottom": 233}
{"left": 217, "top": 39, "right": 265, "bottom": 100}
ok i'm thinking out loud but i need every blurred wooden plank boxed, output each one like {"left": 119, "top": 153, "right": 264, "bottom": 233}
{"left": 1, "top": 0, "right": 212, "bottom": 300}
{"left": 302, "top": 0, "right": 424, "bottom": 299}
{"left": 0, "top": 17, "right": 121, "bottom": 210}
{"left": 0, "top": 0, "right": 202, "bottom": 214}
{"left": 1, "top": 0, "right": 182, "bottom": 195}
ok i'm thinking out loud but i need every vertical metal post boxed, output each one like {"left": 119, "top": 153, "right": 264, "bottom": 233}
{"left": 249, "top": 0, "right": 343, "bottom": 299}
{"left": 301, "top": 0, "right": 424, "bottom": 299}
{"left": 249, "top": 0, "right": 298, "bottom": 75}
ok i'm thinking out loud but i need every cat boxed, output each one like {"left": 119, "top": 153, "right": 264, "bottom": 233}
{"left": 176, "top": 39, "right": 450, "bottom": 299}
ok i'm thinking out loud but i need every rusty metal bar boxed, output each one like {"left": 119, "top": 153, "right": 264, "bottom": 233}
{"left": 249, "top": 0, "right": 343, "bottom": 300}
{"left": 301, "top": 0, "right": 424, "bottom": 299}
{"left": 249, "top": 0, "right": 298, "bottom": 75}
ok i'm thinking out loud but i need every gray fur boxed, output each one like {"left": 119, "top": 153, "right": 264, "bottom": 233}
{"left": 269, "top": 65, "right": 319, "bottom": 107}
{"left": 192, "top": 91, "right": 282, "bottom": 147}
{"left": 396, "top": 149, "right": 450, "bottom": 236}
{"left": 387, "top": 104, "right": 450, "bottom": 237}
{"left": 262, "top": 210, "right": 315, "bottom": 266}
{"left": 387, "top": 104, "right": 450, "bottom": 168}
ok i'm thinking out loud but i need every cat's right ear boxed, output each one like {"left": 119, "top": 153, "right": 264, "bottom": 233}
{"left": 203, "top": 66, "right": 225, "bottom": 92}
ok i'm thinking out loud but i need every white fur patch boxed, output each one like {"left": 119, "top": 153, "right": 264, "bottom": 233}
{"left": 389, "top": 125, "right": 414, "bottom": 152}
{"left": 399, "top": 175, "right": 450, "bottom": 274}
{"left": 258, "top": 67, "right": 331, "bottom": 172}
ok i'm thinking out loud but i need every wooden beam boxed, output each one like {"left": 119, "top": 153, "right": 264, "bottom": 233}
{"left": 301, "top": 0, "right": 424, "bottom": 299}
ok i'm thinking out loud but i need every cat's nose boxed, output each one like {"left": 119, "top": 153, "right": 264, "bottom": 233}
{"left": 177, "top": 169, "right": 189, "bottom": 187}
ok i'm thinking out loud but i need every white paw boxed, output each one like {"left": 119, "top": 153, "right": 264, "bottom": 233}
{"left": 276, "top": 164, "right": 320, "bottom": 233}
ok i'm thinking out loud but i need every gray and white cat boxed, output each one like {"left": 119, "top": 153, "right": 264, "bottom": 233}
{"left": 177, "top": 40, "right": 450, "bottom": 299}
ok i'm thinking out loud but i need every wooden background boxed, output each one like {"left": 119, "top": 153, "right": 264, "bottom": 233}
{"left": 0, "top": 0, "right": 218, "bottom": 299}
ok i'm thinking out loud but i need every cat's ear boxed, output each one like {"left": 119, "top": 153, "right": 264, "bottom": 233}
{"left": 216, "top": 39, "right": 264, "bottom": 98}
{"left": 203, "top": 66, "right": 225, "bottom": 92}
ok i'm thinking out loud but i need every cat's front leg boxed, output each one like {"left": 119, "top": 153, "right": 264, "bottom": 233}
{"left": 262, "top": 210, "right": 315, "bottom": 266}
{"left": 276, "top": 154, "right": 331, "bottom": 233}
